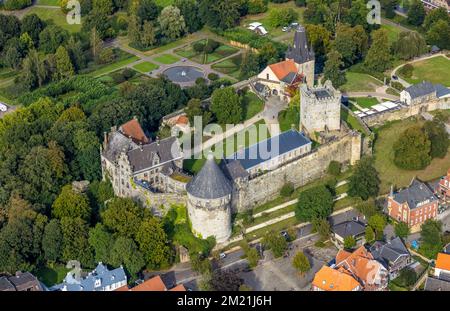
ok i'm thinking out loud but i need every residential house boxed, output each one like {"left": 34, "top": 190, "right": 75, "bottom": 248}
{"left": 247, "top": 22, "right": 268, "bottom": 36}
{"left": 387, "top": 178, "right": 439, "bottom": 232}
{"left": 335, "top": 246, "right": 389, "bottom": 290}
{"left": 400, "top": 81, "right": 450, "bottom": 105}
{"left": 0, "top": 272, "right": 43, "bottom": 291}
{"left": 434, "top": 253, "right": 450, "bottom": 280}
{"left": 369, "top": 237, "right": 412, "bottom": 279}
{"left": 116, "top": 275, "right": 186, "bottom": 291}
{"left": 331, "top": 220, "right": 366, "bottom": 247}
{"left": 311, "top": 266, "right": 362, "bottom": 291}
{"left": 436, "top": 169, "right": 450, "bottom": 202}
{"left": 50, "top": 263, "right": 127, "bottom": 291}
{"left": 424, "top": 276, "right": 450, "bottom": 291}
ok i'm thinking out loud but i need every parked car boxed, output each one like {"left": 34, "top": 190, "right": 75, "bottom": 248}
{"left": 0, "top": 103, "right": 7, "bottom": 112}
{"left": 280, "top": 231, "right": 289, "bottom": 240}
{"left": 290, "top": 22, "right": 299, "bottom": 27}
{"left": 219, "top": 252, "right": 227, "bottom": 259}
{"left": 282, "top": 26, "right": 289, "bottom": 32}
{"left": 392, "top": 75, "right": 398, "bottom": 80}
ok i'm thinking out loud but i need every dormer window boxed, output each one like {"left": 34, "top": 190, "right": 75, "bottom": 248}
{"left": 94, "top": 278, "right": 101, "bottom": 288}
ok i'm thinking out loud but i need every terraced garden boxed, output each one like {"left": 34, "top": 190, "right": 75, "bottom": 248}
{"left": 175, "top": 39, "right": 239, "bottom": 65}
{"left": 211, "top": 54, "right": 243, "bottom": 79}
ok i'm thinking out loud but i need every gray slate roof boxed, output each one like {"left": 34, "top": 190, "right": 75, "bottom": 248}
{"left": 50, "top": 263, "right": 127, "bottom": 291}
{"left": 404, "top": 81, "right": 436, "bottom": 99}
{"left": 221, "top": 160, "right": 249, "bottom": 181}
{"left": 226, "top": 129, "right": 311, "bottom": 170}
{"left": 393, "top": 179, "right": 437, "bottom": 210}
{"left": 0, "top": 277, "right": 15, "bottom": 291}
{"left": 186, "top": 154, "right": 232, "bottom": 200}
{"left": 331, "top": 220, "right": 366, "bottom": 239}
{"left": 424, "top": 277, "right": 450, "bottom": 291}
{"left": 103, "top": 131, "right": 138, "bottom": 163}
{"left": 435, "top": 84, "right": 450, "bottom": 98}
{"left": 370, "top": 237, "right": 410, "bottom": 267}
{"left": 0, "top": 272, "right": 42, "bottom": 291}
{"left": 127, "top": 136, "right": 182, "bottom": 173}
{"left": 285, "top": 25, "right": 314, "bottom": 64}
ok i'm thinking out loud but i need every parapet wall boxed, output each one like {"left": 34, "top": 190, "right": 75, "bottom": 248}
{"left": 364, "top": 98, "right": 450, "bottom": 127}
{"left": 234, "top": 132, "right": 362, "bottom": 212}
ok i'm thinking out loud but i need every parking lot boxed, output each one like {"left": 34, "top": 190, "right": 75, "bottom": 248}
{"left": 240, "top": 236, "right": 338, "bottom": 291}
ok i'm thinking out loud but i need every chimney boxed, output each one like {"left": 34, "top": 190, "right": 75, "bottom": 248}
{"left": 133, "top": 115, "right": 138, "bottom": 121}
{"left": 389, "top": 184, "right": 394, "bottom": 198}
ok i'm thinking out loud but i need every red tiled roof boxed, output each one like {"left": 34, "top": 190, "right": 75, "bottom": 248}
{"left": 120, "top": 118, "right": 150, "bottom": 144}
{"left": 130, "top": 276, "right": 167, "bottom": 291}
{"left": 312, "top": 266, "right": 361, "bottom": 291}
{"left": 169, "top": 284, "right": 186, "bottom": 291}
{"left": 436, "top": 253, "right": 450, "bottom": 272}
{"left": 268, "top": 59, "right": 298, "bottom": 81}
{"left": 176, "top": 115, "right": 189, "bottom": 125}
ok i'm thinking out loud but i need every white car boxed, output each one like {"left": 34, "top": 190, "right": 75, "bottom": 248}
{"left": 219, "top": 252, "right": 227, "bottom": 259}
{"left": 282, "top": 27, "right": 289, "bottom": 32}
{"left": 0, "top": 103, "right": 8, "bottom": 112}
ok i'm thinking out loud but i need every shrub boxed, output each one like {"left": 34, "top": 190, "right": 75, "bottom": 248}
{"left": 280, "top": 182, "right": 294, "bottom": 197}
{"left": 122, "top": 68, "right": 136, "bottom": 80}
{"left": 195, "top": 77, "right": 207, "bottom": 85}
{"left": 248, "top": 0, "right": 268, "bottom": 14}
{"left": 344, "top": 236, "right": 356, "bottom": 249}
{"left": 97, "top": 48, "right": 115, "bottom": 65}
{"left": 3, "top": 0, "right": 32, "bottom": 10}
{"left": 327, "top": 161, "right": 341, "bottom": 176}
{"left": 111, "top": 72, "right": 126, "bottom": 84}
{"left": 391, "top": 81, "right": 405, "bottom": 91}
{"left": 208, "top": 73, "right": 219, "bottom": 81}
{"left": 204, "top": 40, "right": 220, "bottom": 54}
{"left": 193, "top": 42, "right": 205, "bottom": 53}
{"left": 398, "top": 64, "right": 414, "bottom": 78}
{"left": 295, "top": 0, "right": 306, "bottom": 6}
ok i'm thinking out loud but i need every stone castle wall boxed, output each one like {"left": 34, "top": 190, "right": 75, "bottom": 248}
{"left": 233, "top": 132, "right": 362, "bottom": 212}
{"left": 364, "top": 98, "right": 450, "bottom": 127}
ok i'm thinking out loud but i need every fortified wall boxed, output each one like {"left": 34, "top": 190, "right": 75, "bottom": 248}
{"left": 232, "top": 131, "right": 362, "bottom": 212}
{"left": 364, "top": 97, "right": 450, "bottom": 127}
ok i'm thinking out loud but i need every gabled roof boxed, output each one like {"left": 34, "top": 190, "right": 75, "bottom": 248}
{"left": 436, "top": 253, "right": 450, "bottom": 272}
{"left": 268, "top": 59, "right": 298, "bottom": 81}
{"left": 370, "top": 237, "right": 410, "bottom": 267}
{"left": 392, "top": 178, "right": 437, "bottom": 210}
{"left": 119, "top": 118, "right": 150, "bottom": 144}
{"left": 312, "top": 266, "right": 360, "bottom": 291}
{"left": 226, "top": 129, "right": 311, "bottom": 171}
{"left": 131, "top": 276, "right": 167, "bottom": 291}
{"left": 435, "top": 84, "right": 450, "bottom": 98}
{"left": 332, "top": 221, "right": 366, "bottom": 239}
{"left": 169, "top": 284, "right": 186, "bottom": 291}
{"left": 404, "top": 81, "right": 436, "bottom": 99}
{"left": 186, "top": 153, "right": 232, "bottom": 200}
{"left": 424, "top": 277, "right": 450, "bottom": 291}
{"left": 127, "top": 136, "right": 182, "bottom": 173}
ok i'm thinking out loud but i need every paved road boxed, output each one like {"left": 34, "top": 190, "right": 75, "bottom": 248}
{"left": 170, "top": 207, "right": 362, "bottom": 287}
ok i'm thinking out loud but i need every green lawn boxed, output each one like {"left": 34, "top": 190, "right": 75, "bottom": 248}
{"left": 242, "top": 91, "right": 264, "bottom": 120}
{"left": 340, "top": 72, "right": 383, "bottom": 92}
{"left": 349, "top": 97, "right": 379, "bottom": 109}
{"left": 24, "top": 7, "right": 81, "bottom": 33}
{"left": 36, "top": 0, "right": 60, "bottom": 5}
{"left": 278, "top": 105, "right": 300, "bottom": 132}
{"left": 381, "top": 24, "right": 403, "bottom": 45}
{"left": 174, "top": 39, "right": 238, "bottom": 65}
{"left": 153, "top": 54, "right": 180, "bottom": 64}
{"left": 240, "top": 2, "right": 305, "bottom": 38}
{"left": 133, "top": 61, "right": 159, "bottom": 73}
{"left": 154, "top": 0, "right": 174, "bottom": 6}
{"left": 373, "top": 118, "right": 450, "bottom": 194}
{"left": 35, "top": 265, "right": 70, "bottom": 287}
{"left": 399, "top": 56, "right": 450, "bottom": 86}
{"left": 87, "top": 56, "right": 139, "bottom": 77}
{"left": 341, "top": 108, "right": 367, "bottom": 135}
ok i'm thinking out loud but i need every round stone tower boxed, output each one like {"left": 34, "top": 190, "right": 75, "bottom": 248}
{"left": 186, "top": 153, "right": 232, "bottom": 243}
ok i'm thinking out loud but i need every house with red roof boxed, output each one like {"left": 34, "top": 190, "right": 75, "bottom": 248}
{"left": 256, "top": 25, "right": 315, "bottom": 101}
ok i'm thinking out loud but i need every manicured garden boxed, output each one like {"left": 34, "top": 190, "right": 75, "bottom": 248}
{"left": 211, "top": 54, "right": 243, "bottom": 79}
{"left": 349, "top": 97, "right": 379, "bottom": 109}
{"left": 132, "top": 61, "right": 159, "bottom": 73}
{"left": 153, "top": 54, "right": 180, "bottom": 65}
{"left": 373, "top": 118, "right": 450, "bottom": 193}
{"left": 86, "top": 55, "right": 139, "bottom": 77}
{"left": 174, "top": 39, "right": 239, "bottom": 65}
{"left": 398, "top": 56, "right": 450, "bottom": 86}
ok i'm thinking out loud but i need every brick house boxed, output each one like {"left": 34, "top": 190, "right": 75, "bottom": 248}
{"left": 387, "top": 178, "right": 438, "bottom": 232}
{"left": 436, "top": 169, "right": 450, "bottom": 202}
